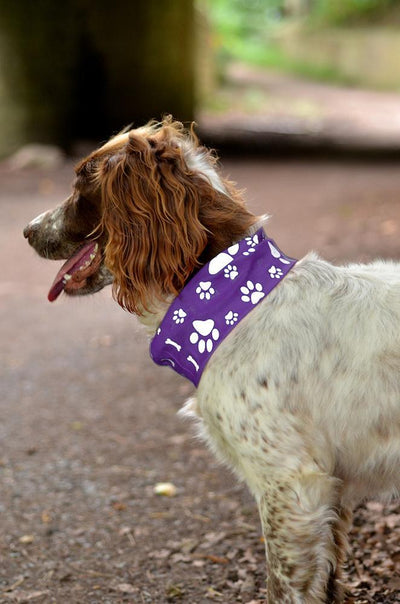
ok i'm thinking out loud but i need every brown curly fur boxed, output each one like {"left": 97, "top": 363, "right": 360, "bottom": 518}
{"left": 90, "top": 118, "right": 257, "bottom": 313}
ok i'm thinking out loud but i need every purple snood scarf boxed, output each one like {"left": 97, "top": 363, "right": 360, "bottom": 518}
{"left": 150, "top": 229, "right": 297, "bottom": 386}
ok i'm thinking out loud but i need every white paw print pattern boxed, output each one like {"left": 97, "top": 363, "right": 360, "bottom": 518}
{"left": 225, "top": 310, "right": 239, "bottom": 325}
{"left": 224, "top": 264, "right": 238, "bottom": 280}
{"left": 268, "top": 265, "right": 283, "bottom": 279}
{"left": 173, "top": 308, "right": 187, "bottom": 324}
{"left": 240, "top": 280, "right": 265, "bottom": 304}
{"left": 190, "top": 319, "right": 220, "bottom": 353}
{"left": 243, "top": 234, "right": 259, "bottom": 255}
{"left": 196, "top": 281, "right": 215, "bottom": 300}
{"left": 268, "top": 241, "right": 292, "bottom": 265}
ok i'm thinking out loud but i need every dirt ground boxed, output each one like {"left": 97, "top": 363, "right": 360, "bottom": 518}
{"left": 3, "top": 155, "right": 400, "bottom": 604}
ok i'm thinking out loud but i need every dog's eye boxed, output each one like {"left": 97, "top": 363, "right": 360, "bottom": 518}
{"left": 74, "top": 173, "right": 100, "bottom": 201}
{"left": 71, "top": 193, "right": 90, "bottom": 213}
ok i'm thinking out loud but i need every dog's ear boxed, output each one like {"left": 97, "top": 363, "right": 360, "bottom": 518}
{"left": 98, "top": 130, "right": 208, "bottom": 314}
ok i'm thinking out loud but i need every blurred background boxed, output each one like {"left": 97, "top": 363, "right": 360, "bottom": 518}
{"left": 1, "top": 0, "right": 400, "bottom": 155}
{"left": 2, "top": 1, "right": 400, "bottom": 602}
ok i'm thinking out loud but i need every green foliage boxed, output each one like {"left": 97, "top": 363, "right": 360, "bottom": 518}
{"left": 310, "top": 0, "right": 400, "bottom": 26}
{"left": 208, "top": 0, "right": 285, "bottom": 74}
{"left": 206, "top": 0, "right": 400, "bottom": 86}
{"left": 210, "top": 0, "right": 283, "bottom": 35}
{"left": 206, "top": 0, "right": 349, "bottom": 83}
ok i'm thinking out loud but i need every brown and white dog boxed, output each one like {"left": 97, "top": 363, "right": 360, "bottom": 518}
{"left": 24, "top": 118, "right": 400, "bottom": 603}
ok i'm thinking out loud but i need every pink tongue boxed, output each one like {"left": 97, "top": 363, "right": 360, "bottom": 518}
{"left": 48, "top": 241, "right": 98, "bottom": 302}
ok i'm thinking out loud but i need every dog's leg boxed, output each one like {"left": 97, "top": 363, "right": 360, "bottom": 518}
{"left": 258, "top": 470, "right": 346, "bottom": 604}
{"left": 326, "top": 505, "right": 352, "bottom": 603}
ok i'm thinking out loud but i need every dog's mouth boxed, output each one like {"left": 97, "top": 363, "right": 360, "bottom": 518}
{"left": 48, "top": 241, "right": 103, "bottom": 302}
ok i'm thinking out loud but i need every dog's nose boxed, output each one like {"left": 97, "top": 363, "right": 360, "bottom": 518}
{"left": 23, "top": 223, "right": 33, "bottom": 239}
{"left": 23, "top": 211, "right": 48, "bottom": 239}
{"left": 23, "top": 221, "right": 40, "bottom": 239}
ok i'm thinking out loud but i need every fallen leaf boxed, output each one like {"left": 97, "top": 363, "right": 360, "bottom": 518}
{"left": 192, "top": 559, "right": 205, "bottom": 567}
{"left": 18, "top": 535, "right": 34, "bottom": 545}
{"left": 387, "top": 577, "right": 400, "bottom": 590}
{"left": 3, "top": 590, "right": 49, "bottom": 601}
{"left": 114, "top": 583, "right": 138, "bottom": 594}
{"left": 41, "top": 511, "right": 51, "bottom": 524}
{"left": 149, "top": 511, "right": 171, "bottom": 519}
{"left": 154, "top": 482, "right": 177, "bottom": 497}
{"left": 149, "top": 549, "right": 171, "bottom": 560}
{"left": 111, "top": 501, "right": 127, "bottom": 511}
{"left": 205, "top": 554, "right": 229, "bottom": 564}
{"left": 206, "top": 586, "right": 223, "bottom": 599}
{"left": 166, "top": 583, "right": 185, "bottom": 599}
{"left": 200, "top": 532, "right": 226, "bottom": 547}
{"left": 70, "top": 421, "right": 84, "bottom": 431}
{"left": 170, "top": 553, "right": 191, "bottom": 564}
{"left": 5, "top": 577, "right": 24, "bottom": 591}
{"left": 179, "top": 538, "right": 199, "bottom": 554}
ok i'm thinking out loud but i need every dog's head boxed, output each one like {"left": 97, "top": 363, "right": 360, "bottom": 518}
{"left": 24, "top": 118, "right": 257, "bottom": 314}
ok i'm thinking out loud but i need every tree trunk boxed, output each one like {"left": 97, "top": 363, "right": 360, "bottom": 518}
{"left": 0, "top": 0, "right": 195, "bottom": 156}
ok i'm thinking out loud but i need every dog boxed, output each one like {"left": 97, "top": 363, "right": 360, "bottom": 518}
{"left": 24, "top": 117, "right": 400, "bottom": 603}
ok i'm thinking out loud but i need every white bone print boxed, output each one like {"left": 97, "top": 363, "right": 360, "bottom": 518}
{"left": 165, "top": 338, "right": 182, "bottom": 351}
{"left": 187, "top": 356, "right": 200, "bottom": 372}
{"left": 162, "top": 358, "right": 176, "bottom": 367}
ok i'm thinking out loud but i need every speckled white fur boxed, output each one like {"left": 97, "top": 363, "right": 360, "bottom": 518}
{"left": 144, "top": 250, "right": 400, "bottom": 603}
